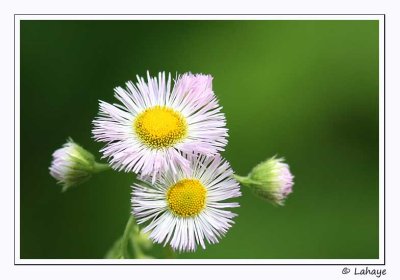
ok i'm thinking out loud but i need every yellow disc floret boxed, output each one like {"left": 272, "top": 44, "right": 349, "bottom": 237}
{"left": 167, "top": 179, "right": 207, "bottom": 217}
{"left": 134, "top": 106, "right": 188, "bottom": 149}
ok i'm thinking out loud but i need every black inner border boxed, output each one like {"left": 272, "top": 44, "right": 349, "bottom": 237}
{"left": 14, "top": 14, "right": 386, "bottom": 266}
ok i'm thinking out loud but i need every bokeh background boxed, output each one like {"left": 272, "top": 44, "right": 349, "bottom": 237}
{"left": 20, "top": 20, "right": 379, "bottom": 259}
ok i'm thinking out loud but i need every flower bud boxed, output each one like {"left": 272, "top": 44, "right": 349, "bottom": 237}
{"left": 49, "top": 139, "right": 108, "bottom": 191}
{"left": 235, "top": 157, "right": 294, "bottom": 206}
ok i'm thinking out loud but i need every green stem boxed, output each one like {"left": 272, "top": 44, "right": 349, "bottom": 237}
{"left": 233, "top": 174, "right": 252, "bottom": 185}
{"left": 233, "top": 174, "right": 262, "bottom": 187}
{"left": 120, "top": 215, "right": 136, "bottom": 258}
{"left": 93, "top": 162, "right": 111, "bottom": 173}
{"left": 131, "top": 231, "right": 146, "bottom": 258}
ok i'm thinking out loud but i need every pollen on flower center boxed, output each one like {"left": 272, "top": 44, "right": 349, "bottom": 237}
{"left": 134, "top": 106, "right": 188, "bottom": 149}
{"left": 167, "top": 179, "right": 207, "bottom": 217}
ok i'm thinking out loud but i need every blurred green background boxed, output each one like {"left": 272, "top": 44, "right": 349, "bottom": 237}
{"left": 20, "top": 20, "right": 379, "bottom": 259}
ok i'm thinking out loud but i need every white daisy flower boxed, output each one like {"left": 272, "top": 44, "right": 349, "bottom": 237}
{"left": 132, "top": 155, "right": 241, "bottom": 252}
{"left": 92, "top": 72, "right": 228, "bottom": 180}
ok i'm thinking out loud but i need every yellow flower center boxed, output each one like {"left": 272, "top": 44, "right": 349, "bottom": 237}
{"left": 167, "top": 179, "right": 207, "bottom": 217}
{"left": 134, "top": 106, "right": 188, "bottom": 149}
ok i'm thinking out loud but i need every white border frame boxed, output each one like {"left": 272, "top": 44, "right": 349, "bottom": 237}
{"left": 14, "top": 14, "right": 385, "bottom": 265}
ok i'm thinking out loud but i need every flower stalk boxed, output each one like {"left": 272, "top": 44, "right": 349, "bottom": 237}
{"left": 106, "top": 215, "right": 154, "bottom": 259}
{"left": 93, "top": 162, "right": 112, "bottom": 173}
